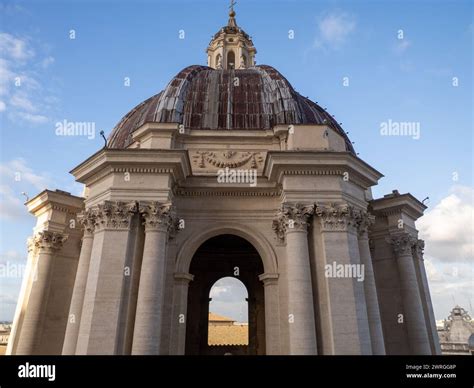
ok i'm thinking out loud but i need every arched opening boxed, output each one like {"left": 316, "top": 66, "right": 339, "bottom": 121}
{"left": 185, "top": 234, "right": 265, "bottom": 355}
{"left": 208, "top": 277, "right": 249, "bottom": 354}
{"left": 215, "top": 53, "right": 222, "bottom": 68}
{"left": 227, "top": 51, "right": 235, "bottom": 69}
{"left": 240, "top": 54, "right": 247, "bottom": 69}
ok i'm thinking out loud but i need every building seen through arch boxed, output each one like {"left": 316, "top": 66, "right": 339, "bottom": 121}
{"left": 7, "top": 5, "right": 440, "bottom": 355}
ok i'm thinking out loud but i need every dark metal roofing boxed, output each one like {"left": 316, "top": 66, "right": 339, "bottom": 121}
{"left": 107, "top": 64, "right": 355, "bottom": 153}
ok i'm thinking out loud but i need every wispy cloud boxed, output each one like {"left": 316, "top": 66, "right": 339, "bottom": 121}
{"left": 418, "top": 185, "right": 473, "bottom": 263}
{"left": 314, "top": 12, "right": 356, "bottom": 50}
{"left": 0, "top": 32, "right": 57, "bottom": 125}
{"left": 0, "top": 158, "right": 54, "bottom": 220}
{"left": 394, "top": 38, "right": 411, "bottom": 54}
{"left": 0, "top": 33, "right": 34, "bottom": 61}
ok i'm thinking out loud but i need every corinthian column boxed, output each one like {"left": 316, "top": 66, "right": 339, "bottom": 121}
{"left": 412, "top": 240, "right": 441, "bottom": 354}
{"left": 132, "top": 201, "right": 175, "bottom": 355}
{"left": 62, "top": 209, "right": 96, "bottom": 354}
{"left": 356, "top": 212, "right": 385, "bottom": 354}
{"left": 76, "top": 200, "right": 137, "bottom": 355}
{"left": 312, "top": 203, "right": 371, "bottom": 354}
{"left": 273, "top": 203, "right": 317, "bottom": 355}
{"left": 388, "top": 233, "right": 431, "bottom": 354}
{"left": 16, "top": 231, "right": 68, "bottom": 354}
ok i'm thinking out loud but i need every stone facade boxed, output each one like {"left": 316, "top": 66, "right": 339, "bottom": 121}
{"left": 437, "top": 306, "right": 474, "bottom": 355}
{"left": 7, "top": 9, "right": 440, "bottom": 356}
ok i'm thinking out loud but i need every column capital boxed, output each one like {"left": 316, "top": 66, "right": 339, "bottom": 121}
{"left": 77, "top": 208, "right": 97, "bottom": 235}
{"left": 139, "top": 201, "right": 176, "bottom": 233}
{"left": 258, "top": 272, "right": 279, "bottom": 286}
{"left": 355, "top": 210, "right": 375, "bottom": 237}
{"left": 94, "top": 200, "right": 137, "bottom": 231}
{"left": 272, "top": 202, "right": 314, "bottom": 243}
{"left": 314, "top": 202, "right": 360, "bottom": 232}
{"left": 27, "top": 236, "right": 38, "bottom": 256}
{"left": 413, "top": 239, "right": 425, "bottom": 260}
{"left": 34, "top": 230, "right": 68, "bottom": 252}
{"left": 386, "top": 233, "right": 417, "bottom": 256}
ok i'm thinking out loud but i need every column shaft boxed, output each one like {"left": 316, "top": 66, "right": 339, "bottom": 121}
{"left": 132, "top": 201, "right": 174, "bottom": 355}
{"left": 16, "top": 232, "right": 67, "bottom": 354}
{"left": 286, "top": 230, "right": 318, "bottom": 354}
{"left": 62, "top": 233, "right": 94, "bottom": 354}
{"left": 169, "top": 274, "right": 193, "bottom": 355}
{"left": 132, "top": 229, "right": 167, "bottom": 354}
{"left": 358, "top": 234, "right": 385, "bottom": 354}
{"left": 260, "top": 273, "right": 280, "bottom": 355}
{"left": 392, "top": 234, "right": 431, "bottom": 354}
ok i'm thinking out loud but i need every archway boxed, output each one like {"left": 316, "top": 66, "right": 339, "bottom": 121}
{"left": 227, "top": 51, "right": 235, "bottom": 69}
{"left": 185, "top": 234, "right": 265, "bottom": 355}
{"left": 208, "top": 277, "right": 248, "bottom": 355}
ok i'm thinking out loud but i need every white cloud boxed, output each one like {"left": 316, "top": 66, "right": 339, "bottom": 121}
{"left": 0, "top": 32, "right": 56, "bottom": 125}
{"left": 0, "top": 158, "right": 54, "bottom": 220}
{"left": 424, "top": 257, "right": 473, "bottom": 320}
{"left": 0, "top": 158, "right": 52, "bottom": 190}
{"left": 41, "top": 56, "right": 54, "bottom": 69}
{"left": 314, "top": 12, "right": 356, "bottom": 49}
{"left": 0, "top": 33, "right": 34, "bottom": 61}
{"left": 8, "top": 111, "right": 49, "bottom": 124}
{"left": 10, "top": 93, "right": 37, "bottom": 112}
{"left": 394, "top": 39, "right": 411, "bottom": 54}
{"left": 418, "top": 185, "right": 474, "bottom": 320}
{"left": 0, "top": 184, "right": 27, "bottom": 220}
{"left": 418, "top": 185, "right": 473, "bottom": 263}
{"left": 0, "top": 100, "right": 5, "bottom": 112}
{"left": 209, "top": 277, "right": 249, "bottom": 322}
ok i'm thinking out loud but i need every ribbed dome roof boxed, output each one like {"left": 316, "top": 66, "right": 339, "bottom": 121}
{"left": 107, "top": 64, "right": 354, "bottom": 153}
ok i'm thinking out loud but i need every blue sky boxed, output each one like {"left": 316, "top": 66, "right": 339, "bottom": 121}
{"left": 0, "top": 0, "right": 472, "bottom": 322}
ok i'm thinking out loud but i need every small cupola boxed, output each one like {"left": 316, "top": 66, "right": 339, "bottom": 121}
{"left": 206, "top": 1, "right": 257, "bottom": 70}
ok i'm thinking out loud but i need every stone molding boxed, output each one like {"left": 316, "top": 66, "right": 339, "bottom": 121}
{"left": 191, "top": 150, "right": 264, "bottom": 169}
{"left": 258, "top": 272, "right": 279, "bottom": 286}
{"left": 173, "top": 272, "right": 194, "bottom": 283}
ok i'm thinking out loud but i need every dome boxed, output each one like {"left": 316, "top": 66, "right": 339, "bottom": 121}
{"left": 108, "top": 65, "right": 354, "bottom": 153}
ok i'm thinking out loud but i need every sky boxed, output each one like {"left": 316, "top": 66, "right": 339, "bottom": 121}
{"left": 0, "top": 0, "right": 472, "bottom": 323}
